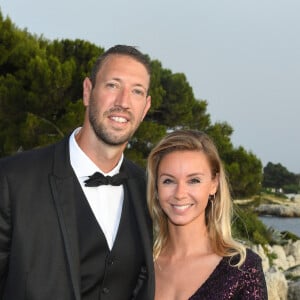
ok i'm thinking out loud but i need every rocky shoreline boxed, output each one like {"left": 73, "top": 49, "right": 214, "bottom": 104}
{"left": 255, "top": 203, "right": 300, "bottom": 217}
{"left": 252, "top": 240, "right": 300, "bottom": 300}
{"left": 235, "top": 195, "right": 300, "bottom": 298}
{"left": 235, "top": 194, "right": 300, "bottom": 217}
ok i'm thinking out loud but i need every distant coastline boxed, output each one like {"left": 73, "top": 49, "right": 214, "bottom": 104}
{"left": 234, "top": 194, "right": 300, "bottom": 218}
{"left": 255, "top": 194, "right": 300, "bottom": 217}
{"left": 255, "top": 203, "right": 300, "bottom": 217}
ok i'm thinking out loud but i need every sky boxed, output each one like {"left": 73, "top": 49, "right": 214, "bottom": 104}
{"left": 1, "top": 0, "right": 300, "bottom": 173}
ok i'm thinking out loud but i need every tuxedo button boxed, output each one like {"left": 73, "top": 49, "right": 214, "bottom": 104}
{"left": 106, "top": 255, "right": 115, "bottom": 266}
{"left": 102, "top": 287, "right": 110, "bottom": 294}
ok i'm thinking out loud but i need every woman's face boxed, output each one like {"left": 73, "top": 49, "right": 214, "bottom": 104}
{"left": 157, "top": 150, "right": 218, "bottom": 227}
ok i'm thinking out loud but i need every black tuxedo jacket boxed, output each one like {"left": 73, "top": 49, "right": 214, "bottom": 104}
{"left": 0, "top": 136, "right": 154, "bottom": 300}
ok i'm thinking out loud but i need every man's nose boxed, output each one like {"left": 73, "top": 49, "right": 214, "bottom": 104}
{"left": 114, "top": 87, "right": 131, "bottom": 108}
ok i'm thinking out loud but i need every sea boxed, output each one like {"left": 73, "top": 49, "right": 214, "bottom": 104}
{"left": 259, "top": 216, "right": 300, "bottom": 237}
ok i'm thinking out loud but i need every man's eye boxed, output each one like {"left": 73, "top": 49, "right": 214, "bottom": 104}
{"left": 133, "top": 89, "right": 145, "bottom": 96}
{"left": 106, "top": 82, "right": 118, "bottom": 88}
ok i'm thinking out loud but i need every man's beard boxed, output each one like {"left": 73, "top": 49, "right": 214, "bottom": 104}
{"left": 88, "top": 97, "right": 135, "bottom": 146}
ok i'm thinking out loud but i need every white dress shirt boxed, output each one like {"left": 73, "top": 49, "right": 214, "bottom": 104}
{"left": 69, "top": 128, "right": 124, "bottom": 250}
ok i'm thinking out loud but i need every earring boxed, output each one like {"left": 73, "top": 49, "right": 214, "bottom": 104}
{"left": 209, "top": 193, "right": 216, "bottom": 201}
{"left": 209, "top": 193, "right": 215, "bottom": 216}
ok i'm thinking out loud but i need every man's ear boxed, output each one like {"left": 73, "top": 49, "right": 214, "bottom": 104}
{"left": 83, "top": 77, "right": 92, "bottom": 107}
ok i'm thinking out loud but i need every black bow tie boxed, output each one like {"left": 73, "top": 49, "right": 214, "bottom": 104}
{"left": 84, "top": 172, "right": 128, "bottom": 187}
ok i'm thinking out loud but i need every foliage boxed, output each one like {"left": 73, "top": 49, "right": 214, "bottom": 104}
{"left": 280, "top": 231, "right": 300, "bottom": 242}
{"left": 233, "top": 205, "right": 280, "bottom": 245}
{"left": 262, "top": 162, "right": 299, "bottom": 193}
{"left": 282, "top": 184, "right": 299, "bottom": 194}
{"left": 260, "top": 189, "right": 287, "bottom": 199}
{"left": 226, "top": 147, "right": 263, "bottom": 198}
{"left": 232, "top": 206, "right": 270, "bottom": 245}
{"left": 267, "top": 252, "right": 278, "bottom": 267}
{"left": 0, "top": 10, "right": 264, "bottom": 198}
{"left": 232, "top": 204, "right": 299, "bottom": 247}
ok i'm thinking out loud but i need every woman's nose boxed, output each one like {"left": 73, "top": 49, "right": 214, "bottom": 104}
{"left": 174, "top": 182, "right": 187, "bottom": 200}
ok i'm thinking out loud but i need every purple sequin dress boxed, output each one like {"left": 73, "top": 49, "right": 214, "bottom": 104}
{"left": 189, "top": 249, "right": 268, "bottom": 299}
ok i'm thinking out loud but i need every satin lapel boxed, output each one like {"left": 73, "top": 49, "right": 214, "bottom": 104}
{"left": 50, "top": 137, "right": 81, "bottom": 300}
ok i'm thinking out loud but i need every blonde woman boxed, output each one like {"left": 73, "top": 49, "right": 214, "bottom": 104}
{"left": 147, "top": 130, "right": 267, "bottom": 300}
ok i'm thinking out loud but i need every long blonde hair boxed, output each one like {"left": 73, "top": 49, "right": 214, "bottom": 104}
{"left": 147, "top": 130, "right": 246, "bottom": 266}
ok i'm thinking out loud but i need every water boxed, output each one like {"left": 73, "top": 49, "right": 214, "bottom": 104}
{"left": 259, "top": 216, "right": 300, "bottom": 237}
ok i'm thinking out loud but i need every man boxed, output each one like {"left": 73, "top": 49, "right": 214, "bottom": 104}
{"left": 0, "top": 45, "right": 154, "bottom": 300}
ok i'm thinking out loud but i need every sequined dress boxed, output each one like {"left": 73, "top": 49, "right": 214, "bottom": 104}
{"left": 189, "top": 249, "right": 268, "bottom": 299}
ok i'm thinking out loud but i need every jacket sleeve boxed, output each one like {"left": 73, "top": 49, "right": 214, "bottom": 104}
{"left": 0, "top": 172, "right": 11, "bottom": 296}
{"left": 239, "top": 250, "right": 268, "bottom": 300}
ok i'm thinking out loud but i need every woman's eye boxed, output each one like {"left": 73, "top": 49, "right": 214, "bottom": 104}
{"left": 189, "top": 178, "right": 201, "bottom": 184}
{"left": 162, "top": 178, "right": 173, "bottom": 184}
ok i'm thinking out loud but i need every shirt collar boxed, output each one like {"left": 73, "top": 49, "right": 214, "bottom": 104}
{"left": 69, "top": 128, "right": 124, "bottom": 178}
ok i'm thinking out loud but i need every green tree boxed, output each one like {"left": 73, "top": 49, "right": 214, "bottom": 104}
{"left": 207, "top": 123, "right": 262, "bottom": 198}
{"left": 46, "top": 38, "right": 103, "bottom": 101}
{"left": 151, "top": 70, "right": 196, "bottom": 128}
{"left": 226, "top": 147, "right": 262, "bottom": 198}
{"left": 0, "top": 12, "right": 101, "bottom": 153}
{"left": 263, "top": 162, "right": 298, "bottom": 192}
{"left": 0, "top": 11, "right": 264, "bottom": 198}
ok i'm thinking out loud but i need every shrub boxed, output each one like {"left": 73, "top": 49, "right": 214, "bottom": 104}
{"left": 232, "top": 206, "right": 270, "bottom": 245}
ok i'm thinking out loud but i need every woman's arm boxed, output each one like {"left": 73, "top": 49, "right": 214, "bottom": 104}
{"left": 239, "top": 249, "right": 268, "bottom": 300}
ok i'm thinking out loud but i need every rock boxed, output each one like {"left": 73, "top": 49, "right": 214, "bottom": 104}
{"left": 252, "top": 242, "right": 300, "bottom": 299}
{"left": 288, "top": 280, "right": 300, "bottom": 300}
{"left": 272, "top": 245, "right": 289, "bottom": 270}
{"left": 251, "top": 244, "right": 270, "bottom": 271}
{"left": 285, "top": 240, "right": 300, "bottom": 265}
{"left": 265, "top": 266, "right": 288, "bottom": 300}
{"left": 284, "top": 265, "right": 300, "bottom": 279}
{"left": 255, "top": 204, "right": 300, "bottom": 217}
{"left": 286, "top": 255, "right": 296, "bottom": 268}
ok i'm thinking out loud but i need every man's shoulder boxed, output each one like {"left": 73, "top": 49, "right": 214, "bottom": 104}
{"left": 0, "top": 138, "right": 67, "bottom": 170}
